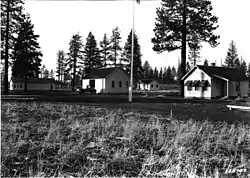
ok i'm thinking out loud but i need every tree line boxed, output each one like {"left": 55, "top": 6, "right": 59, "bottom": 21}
{"left": 141, "top": 60, "right": 179, "bottom": 84}
{"left": 55, "top": 28, "right": 143, "bottom": 91}
{"left": 223, "top": 40, "right": 250, "bottom": 75}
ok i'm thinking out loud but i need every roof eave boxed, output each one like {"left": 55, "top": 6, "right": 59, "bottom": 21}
{"left": 212, "top": 74, "right": 229, "bottom": 81}
{"left": 181, "top": 65, "right": 198, "bottom": 81}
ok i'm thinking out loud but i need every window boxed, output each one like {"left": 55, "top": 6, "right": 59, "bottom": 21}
{"left": 200, "top": 80, "right": 209, "bottom": 91}
{"left": 156, "top": 85, "right": 158, "bottom": 88}
{"left": 112, "top": 80, "right": 115, "bottom": 88}
{"left": 126, "top": 81, "right": 129, "bottom": 87}
{"left": 17, "top": 84, "right": 19, "bottom": 88}
{"left": 119, "top": 81, "right": 122, "bottom": 88}
{"left": 151, "top": 84, "right": 154, "bottom": 88}
{"left": 193, "top": 80, "right": 200, "bottom": 91}
{"left": 185, "top": 81, "right": 192, "bottom": 91}
{"left": 14, "top": 84, "right": 16, "bottom": 88}
{"left": 89, "top": 80, "right": 95, "bottom": 88}
{"left": 20, "top": 84, "right": 22, "bottom": 88}
{"left": 188, "top": 86, "right": 192, "bottom": 91}
{"left": 202, "top": 86, "right": 208, "bottom": 91}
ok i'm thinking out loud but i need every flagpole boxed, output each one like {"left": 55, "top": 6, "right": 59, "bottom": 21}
{"left": 129, "top": 0, "right": 135, "bottom": 103}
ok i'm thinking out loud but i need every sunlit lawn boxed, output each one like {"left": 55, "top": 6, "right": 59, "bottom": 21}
{"left": 1, "top": 101, "right": 250, "bottom": 177}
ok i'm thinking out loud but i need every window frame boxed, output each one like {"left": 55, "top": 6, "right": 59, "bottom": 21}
{"left": 195, "top": 86, "right": 199, "bottom": 91}
{"left": 202, "top": 86, "right": 208, "bottom": 91}
{"left": 187, "top": 85, "right": 192, "bottom": 91}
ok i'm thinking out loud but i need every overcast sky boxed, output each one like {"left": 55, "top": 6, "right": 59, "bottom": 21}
{"left": 24, "top": 0, "right": 250, "bottom": 71}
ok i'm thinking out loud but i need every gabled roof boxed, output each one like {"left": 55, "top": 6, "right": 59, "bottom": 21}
{"left": 12, "top": 77, "right": 55, "bottom": 84}
{"left": 139, "top": 79, "right": 153, "bottom": 84}
{"left": 86, "top": 67, "right": 128, "bottom": 79}
{"left": 182, "top": 65, "right": 249, "bottom": 81}
{"left": 139, "top": 79, "right": 160, "bottom": 84}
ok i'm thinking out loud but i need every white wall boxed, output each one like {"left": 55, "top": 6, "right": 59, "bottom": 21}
{"left": 149, "top": 80, "right": 160, "bottom": 91}
{"left": 94, "top": 78, "right": 105, "bottom": 93}
{"left": 10, "top": 82, "right": 24, "bottom": 91}
{"left": 82, "top": 79, "right": 90, "bottom": 89}
{"left": 184, "top": 68, "right": 211, "bottom": 98}
{"left": 105, "top": 69, "right": 129, "bottom": 93}
{"left": 82, "top": 78, "right": 106, "bottom": 93}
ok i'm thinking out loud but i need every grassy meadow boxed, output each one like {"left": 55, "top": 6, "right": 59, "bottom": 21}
{"left": 1, "top": 101, "right": 250, "bottom": 177}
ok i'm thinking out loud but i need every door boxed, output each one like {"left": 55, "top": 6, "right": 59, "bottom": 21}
{"left": 89, "top": 80, "right": 95, "bottom": 89}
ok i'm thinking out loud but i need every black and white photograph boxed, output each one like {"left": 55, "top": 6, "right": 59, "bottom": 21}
{"left": 1, "top": 0, "right": 250, "bottom": 177}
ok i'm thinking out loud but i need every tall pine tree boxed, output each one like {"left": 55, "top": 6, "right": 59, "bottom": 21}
{"left": 247, "top": 62, "right": 250, "bottom": 76}
{"left": 43, "top": 68, "right": 49, "bottom": 78}
{"left": 1, "top": 0, "right": 25, "bottom": 94}
{"left": 171, "top": 66, "right": 177, "bottom": 83}
{"left": 110, "top": 27, "right": 122, "bottom": 66}
{"left": 239, "top": 57, "right": 247, "bottom": 74}
{"left": 159, "top": 67, "right": 163, "bottom": 83}
{"left": 188, "top": 34, "right": 202, "bottom": 67}
{"left": 49, "top": 69, "right": 54, "bottom": 79}
{"left": 67, "top": 33, "right": 83, "bottom": 91}
{"left": 83, "top": 32, "right": 101, "bottom": 77}
{"left": 12, "top": 14, "right": 43, "bottom": 91}
{"left": 177, "top": 64, "right": 182, "bottom": 84}
{"left": 164, "top": 66, "right": 174, "bottom": 84}
{"left": 153, "top": 67, "right": 159, "bottom": 80}
{"left": 99, "top": 33, "right": 111, "bottom": 67}
{"left": 224, "top": 40, "right": 239, "bottom": 68}
{"left": 142, "top": 60, "right": 151, "bottom": 79}
{"left": 56, "top": 50, "right": 66, "bottom": 86}
{"left": 123, "top": 30, "right": 143, "bottom": 83}
{"left": 152, "top": 0, "right": 219, "bottom": 96}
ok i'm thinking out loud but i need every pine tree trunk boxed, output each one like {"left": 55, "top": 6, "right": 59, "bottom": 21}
{"left": 3, "top": 0, "right": 10, "bottom": 95}
{"left": 72, "top": 57, "right": 76, "bottom": 91}
{"left": 114, "top": 44, "right": 117, "bottom": 67}
{"left": 104, "top": 51, "right": 107, "bottom": 67}
{"left": 180, "top": 0, "right": 187, "bottom": 97}
{"left": 24, "top": 76, "right": 27, "bottom": 92}
{"left": 60, "top": 73, "right": 63, "bottom": 88}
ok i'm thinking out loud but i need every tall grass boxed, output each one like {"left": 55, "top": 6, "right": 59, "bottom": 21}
{"left": 1, "top": 101, "right": 249, "bottom": 177}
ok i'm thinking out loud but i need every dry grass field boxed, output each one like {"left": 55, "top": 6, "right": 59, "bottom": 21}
{"left": 1, "top": 101, "right": 250, "bottom": 177}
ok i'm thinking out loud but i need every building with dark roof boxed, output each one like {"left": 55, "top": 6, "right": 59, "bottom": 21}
{"left": 137, "top": 79, "right": 160, "bottom": 91}
{"left": 10, "top": 77, "right": 56, "bottom": 91}
{"left": 181, "top": 65, "right": 249, "bottom": 99}
{"left": 82, "top": 67, "right": 130, "bottom": 93}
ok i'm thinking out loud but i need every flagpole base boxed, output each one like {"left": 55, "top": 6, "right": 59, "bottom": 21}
{"left": 129, "top": 86, "right": 132, "bottom": 103}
